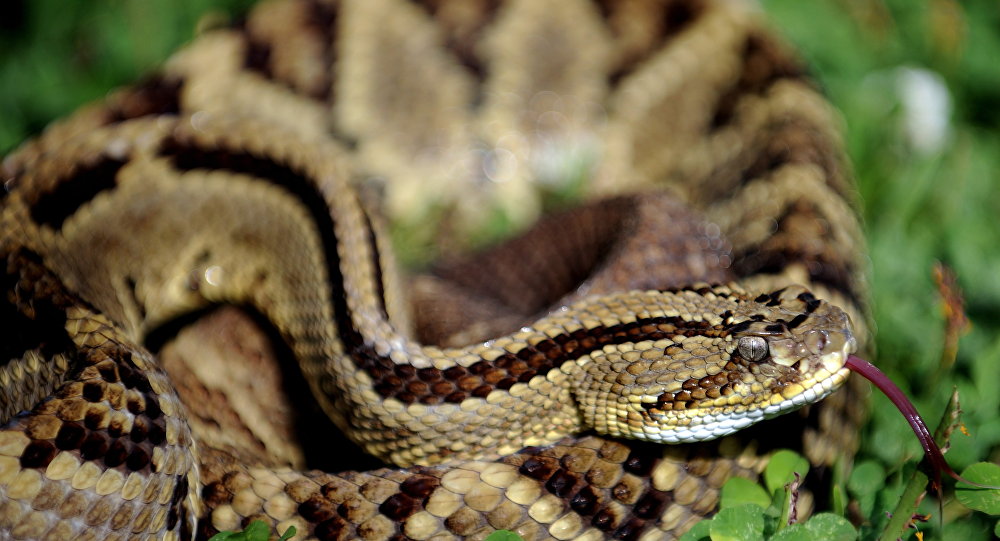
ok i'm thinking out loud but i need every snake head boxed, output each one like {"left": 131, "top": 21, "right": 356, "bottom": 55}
{"left": 729, "top": 285, "right": 856, "bottom": 382}
{"left": 573, "top": 284, "right": 856, "bottom": 444}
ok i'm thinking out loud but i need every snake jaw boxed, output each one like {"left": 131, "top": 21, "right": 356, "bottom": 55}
{"left": 620, "top": 363, "right": 852, "bottom": 444}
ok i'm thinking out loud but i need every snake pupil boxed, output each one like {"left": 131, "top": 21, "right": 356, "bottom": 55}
{"left": 737, "top": 336, "right": 768, "bottom": 362}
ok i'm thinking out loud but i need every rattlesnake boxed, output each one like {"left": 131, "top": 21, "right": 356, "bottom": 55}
{"left": 0, "top": 0, "right": 871, "bottom": 539}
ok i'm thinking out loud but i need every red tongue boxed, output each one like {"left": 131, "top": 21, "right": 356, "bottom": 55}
{"left": 845, "top": 355, "right": 997, "bottom": 491}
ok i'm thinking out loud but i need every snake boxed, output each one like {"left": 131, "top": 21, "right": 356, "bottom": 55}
{"left": 0, "top": 0, "right": 873, "bottom": 539}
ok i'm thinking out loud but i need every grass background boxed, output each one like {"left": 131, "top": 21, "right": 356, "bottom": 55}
{"left": 2, "top": 0, "right": 998, "bottom": 538}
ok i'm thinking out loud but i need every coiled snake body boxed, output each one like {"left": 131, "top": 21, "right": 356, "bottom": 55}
{"left": 0, "top": 1, "right": 870, "bottom": 539}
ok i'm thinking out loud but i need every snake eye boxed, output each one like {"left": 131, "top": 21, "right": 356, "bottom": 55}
{"left": 737, "top": 336, "right": 769, "bottom": 362}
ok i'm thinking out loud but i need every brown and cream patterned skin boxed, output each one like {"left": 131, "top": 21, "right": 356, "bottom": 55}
{"left": 0, "top": 0, "right": 870, "bottom": 539}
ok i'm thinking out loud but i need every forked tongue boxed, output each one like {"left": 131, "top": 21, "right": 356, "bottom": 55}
{"left": 845, "top": 355, "right": 1000, "bottom": 492}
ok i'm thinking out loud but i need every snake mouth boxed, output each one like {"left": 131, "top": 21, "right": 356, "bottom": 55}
{"left": 761, "top": 330, "right": 856, "bottom": 409}
{"left": 635, "top": 364, "right": 852, "bottom": 444}
{"left": 759, "top": 364, "right": 852, "bottom": 416}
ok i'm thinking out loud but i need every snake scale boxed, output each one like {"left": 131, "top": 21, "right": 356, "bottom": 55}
{"left": 0, "top": 0, "right": 873, "bottom": 539}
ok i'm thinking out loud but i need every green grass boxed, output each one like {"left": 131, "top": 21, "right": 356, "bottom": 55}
{"left": 763, "top": 1, "right": 1000, "bottom": 538}
{"left": 2, "top": 1, "right": 999, "bottom": 539}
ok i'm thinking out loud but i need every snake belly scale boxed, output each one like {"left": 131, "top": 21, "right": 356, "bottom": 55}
{"left": 0, "top": 0, "right": 870, "bottom": 540}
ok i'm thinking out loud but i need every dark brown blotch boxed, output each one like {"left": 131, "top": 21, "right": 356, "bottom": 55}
{"left": 122, "top": 369, "right": 153, "bottom": 393}
{"left": 172, "top": 474, "right": 189, "bottom": 504}
{"left": 143, "top": 393, "right": 162, "bottom": 419}
{"left": 483, "top": 367, "right": 507, "bottom": 385}
{"left": 108, "top": 75, "right": 182, "bottom": 121}
{"left": 430, "top": 381, "right": 454, "bottom": 396}
{"left": 129, "top": 418, "right": 149, "bottom": 443}
{"left": 519, "top": 457, "right": 558, "bottom": 481}
{"left": 591, "top": 507, "right": 618, "bottom": 531}
{"left": 28, "top": 157, "right": 127, "bottom": 230}
{"left": 126, "top": 396, "right": 143, "bottom": 416}
{"left": 623, "top": 453, "right": 656, "bottom": 477}
{"left": 314, "top": 516, "right": 349, "bottom": 541}
{"left": 612, "top": 481, "right": 637, "bottom": 503}
{"left": 107, "top": 418, "right": 126, "bottom": 438}
{"left": 126, "top": 446, "right": 150, "bottom": 471}
{"left": 468, "top": 361, "right": 492, "bottom": 375}
{"left": 369, "top": 314, "right": 728, "bottom": 404}
{"left": 516, "top": 370, "right": 537, "bottom": 383}
{"left": 443, "top": 366, "right": 466, "bottom": 381}
{"left": 613, "top": 517, "right": 646, "bottom": 541}
{"left": 570, "top": 485, "right": 601, "bottom": 516}
{"left": 104, "top": 439, "right": 129, "bottom": 468}
{"left": 243, "top": 39, "right": 272, "bottom": 77}
{"left": 96, "top": 362, "right": 120, "bottom": 383}
{"left": 798, "top": 292, "right": 822, "bottom": 313}
{"left": 406, "top": 381, "right": 428, "bottom": 395}
{"left": 167, "top": 474, "right": 189, "bottom": 531}
{"left": 711, "top": 32, "right": 805, "bottom": 128}
{"left": 82, "top": 381, "right": 104, "bottom": 402}
{"left": 201, "top": 481, "right": 232, "bottom": 507}
{"left": 80, "top": 431, "right": 110, "bottom": 460}
{"left": 400, "top": 474, "right": 439, "bottom": 500}
{"left": 764, "top": 323, "right": 785, "bottom": 333}
{"left": 147, "top": 421, "right": 166, "bottom": 445}
{"left": 394, "top": 364, "right": 416, "bottom": 379}
{"left": 20, "top": 440, "right": 57, "bottom": 468}
{"left": 633, "top": 490, "right": 671, "bottom": 519}
{"left": 456, "top": 375, "right": 480, "bottom": 391}
{"left": 55, "top": 422, "right": 86, "bottom": 450}
{"left": 545, "top": 469, "right": 579, "bottom": 498}
{"left": 379, "top": 493, "right": 419, "bottom": 520}
{"left": 417, "top": 367, "right": 441, "bottom": 382}
{"left": 787, "top": 313, "right": 809, "bottom": 329}
{"left": 299, "top": 496, "right": 337, "bottom": 523}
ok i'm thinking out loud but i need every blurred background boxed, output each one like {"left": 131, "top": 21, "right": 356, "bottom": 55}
{"left": 1, "top": 0, "right": 998, "bottom": 538}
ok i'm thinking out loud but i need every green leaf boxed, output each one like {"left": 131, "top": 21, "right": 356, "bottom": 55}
{"left": 829, "top": 480, "right": 845, "bottom": 518}
{"left": 956, "top": 462, "right": 1000, "bottom": 514}
{"left": 720, "top": 477, "right": 772, "bottom": 510}
{"left": 769, "top": 514, "right": 856, "bottom": 541}
{"left": 485, "top": 531, "right": 525, "bottom": 541}
{"left": 763, "top": 450, "right": 810, "bottom": 494}
{"left": 278, "top": 525, "right": 297, "bottom": 541}
{"left": 994, "top": 519, "right": 1000, "bottom": 537}
{"left": 208, "top": 520, "right": 281, "bottom": 541}
{"left": 846, "top": 460, "right": 885, "bottom": 496}
{"left": 846, "top": 459, "right": 886, "bottom": 518}
{"left": 678, "top": 520, "right": 713, "bottom": 541}
{"left": 802, "top": 514, "right": 856, "bottom": 541}
{"left": 708, "top": 504, "right": 765, "bottom": 541}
